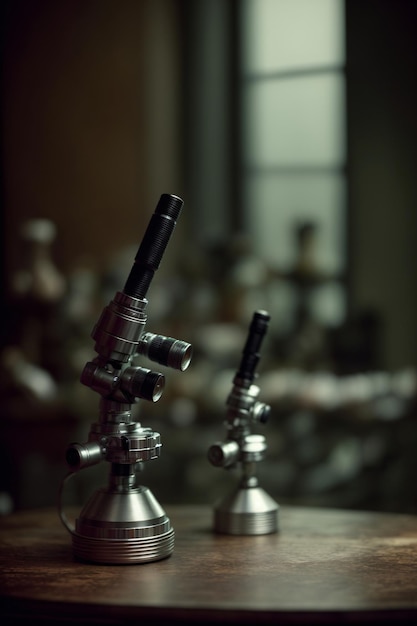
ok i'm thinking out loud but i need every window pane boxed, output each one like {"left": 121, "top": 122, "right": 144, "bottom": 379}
{"left": 243, "top": 173, "right": 347, "bottom": 327}
{"left": 244, "top": 172, "right": 346, "bottom": 274}
{"left": 243, "top": 74, "right": 346, "bottom": 167}
{"left": 241, "top": 0, "right": 345, "bottom": 74}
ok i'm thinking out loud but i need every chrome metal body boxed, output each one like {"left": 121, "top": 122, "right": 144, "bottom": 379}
{"left": 59, "top": 194, "right": 191, "bottom": 563}
{"left": 208, "top": 310, "right": 279, "bottom": 535}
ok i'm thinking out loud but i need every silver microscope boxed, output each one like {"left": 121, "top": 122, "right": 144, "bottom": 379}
{"left": 208, "top": 310, "right": 279, "bottom": 535}
{"left": 59, "top": 193, "right": 192, "bottom": 564}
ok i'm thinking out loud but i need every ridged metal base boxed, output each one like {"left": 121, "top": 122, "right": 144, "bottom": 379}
{"left": 72, "top": 485, "right": 174, "bottom": 564}
{"left": 214, "top": 485, "right": 279, "bottom": 535}
{"left": 72, "top": 527, "right": 174, "bottom": 564}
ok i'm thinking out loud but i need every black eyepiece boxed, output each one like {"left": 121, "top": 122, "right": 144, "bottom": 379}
{"left": 235, "top": 310, "right": 270, "bottom": 383}
{"left": 123, "top": 194, "right": 184, "bottom": 299}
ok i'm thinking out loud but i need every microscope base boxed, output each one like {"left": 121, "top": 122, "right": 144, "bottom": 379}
{"left": 72, "top": 485, "right": 174, "bottom": 564}
{"left": 213, "top": 485, "right": 279, "bottom": 535}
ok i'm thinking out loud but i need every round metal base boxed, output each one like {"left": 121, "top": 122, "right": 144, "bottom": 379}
{"left": 214, "top": 485, "right": 279, "bottom": 535}
{"left": 72, "top": 485, "right": 174, "bottom": 564}
{"left": 72, "top": 527, "right": 174, "bottom": 564}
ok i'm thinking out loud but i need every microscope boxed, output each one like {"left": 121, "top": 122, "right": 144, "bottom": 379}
{"left": 208, "top": 310, "right": 279, "bottom": 535}
{"left": 59, "top": 193, "right": 192, "bottom": 564}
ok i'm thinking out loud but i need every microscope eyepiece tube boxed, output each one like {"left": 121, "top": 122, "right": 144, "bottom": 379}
{"left": 235, "top": 309, "right": 270, "bottom": 384}
{"left": 123, "top": 194, "right": 184, "bottom": 300}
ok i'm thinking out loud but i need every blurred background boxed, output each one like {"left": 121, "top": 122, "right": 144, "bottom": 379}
{"left": 0, "top": 0, "right": 416, "bottom": 516}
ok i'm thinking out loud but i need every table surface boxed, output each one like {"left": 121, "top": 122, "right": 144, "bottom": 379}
{"left": 1, "top": 503, "right": 417, "bottom": 625}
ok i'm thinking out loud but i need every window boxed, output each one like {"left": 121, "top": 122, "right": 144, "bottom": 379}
{"left": 240, "top": 0, "right": 346, "bottom": 332}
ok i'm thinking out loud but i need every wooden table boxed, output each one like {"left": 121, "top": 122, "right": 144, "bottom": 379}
{"left": 1, "top": 504, "right": 417, "bottom": 624}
